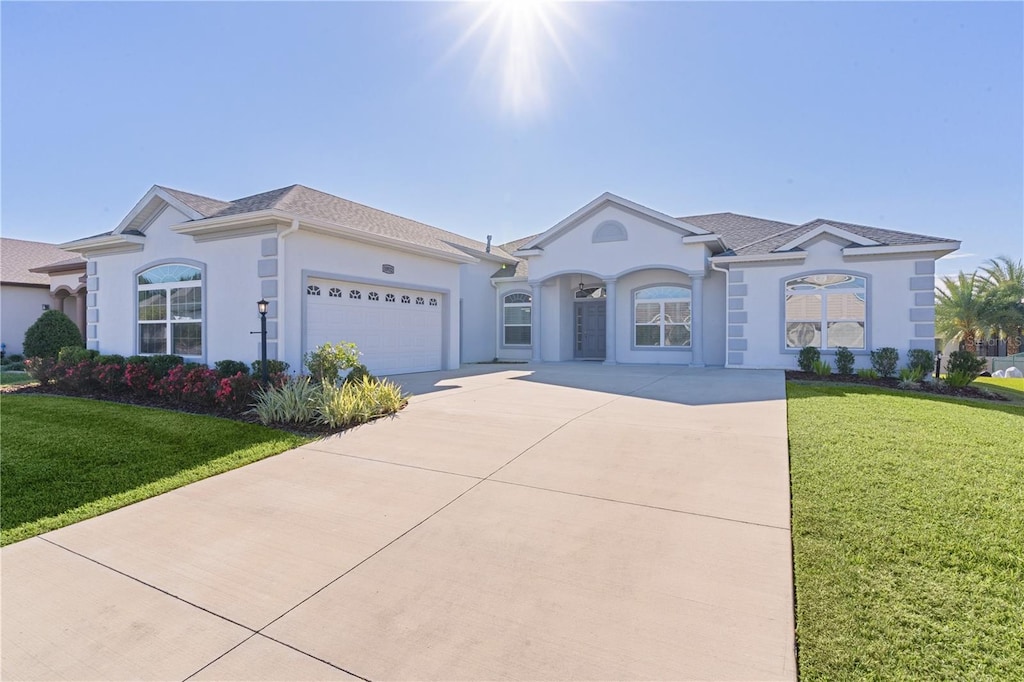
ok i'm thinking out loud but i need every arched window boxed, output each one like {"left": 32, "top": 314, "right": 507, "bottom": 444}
{"left": 137, "top": 263, "right": 203, "bottom": 356}
{"left": 784, "top": 273, "right": 866, "bottom": 349}
{"left": 503, "top": 292, "right": 532, "bottom": 346}
{"left": 634, "top": 285, "right": 691, "bottom": 347}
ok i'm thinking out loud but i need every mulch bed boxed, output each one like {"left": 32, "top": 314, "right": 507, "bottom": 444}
{"left": 784, "top": 371, "right": 1008, "bottom": 402}
{"left": 0, "top": 383, "right": 359, "bottom": 436}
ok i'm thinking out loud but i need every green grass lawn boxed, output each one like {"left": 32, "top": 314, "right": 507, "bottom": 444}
{"left": 787, "top": 383, "right": 1024, "bottom": 679}
{"left": 0, "top": 395, "right": 309, "bottom": 545}
{"left": 0, "top": 369, "right": 34, "bottom": 386}
{"left": 974, "top": 375, "right": 1024, "bottom": 404}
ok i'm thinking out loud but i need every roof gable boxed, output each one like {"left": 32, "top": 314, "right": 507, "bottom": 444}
{"left": 521, "top": 192, "right": 711, "bottom": 251}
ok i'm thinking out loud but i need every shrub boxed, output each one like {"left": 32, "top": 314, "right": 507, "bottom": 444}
{"left": 343, "top": 363, "right": 374, "bottom": 386}
{"left": 95, "top": 363, "right": 128, "bottom": 393}
{"left": 57, "top": 346, "right": 98, "bottom": 365}
{"left": 23, "top": 310, "right": 83, "bottom": 358}
{"left": 214, "top": 359, "right": 249, "bottom": 377}
{"left": 315, "top": 376, "right": 406, "bottom": 429}
{"left": 249, "top": 376, "right": 321, "bottom": 425}
{"left": 126, "top": 355, "right": 149, "bottom": 366}
{"left": 945, "top": 350, "right": 986, "bottom": 387}
{"left": 870, "top": 347, "right": 900, "bottom": 378}
{"left": 305, "top": 342, "right": 360, "bottom": 386}
{"left": 4, "top": 361, "right": 26, "bottom": 372}
{"left": 834, "top": 347, "right": 855, "bottom": 375}
{"left": 251, "top": 359, "right": 290, "bottom": 377}
{"left": 7, "top": 354, "right": 24, "bottom": 363}
{"left": 856, "top": 368, "right": 879, "bottom": 380}
{"left": 24, "top": 357, "right": 60, "bottom": 385}
{"left": 146, "top": 354, "right": 184, "bottom": 379}
{"left": 124, "top": 362, "right": 156, "bottom": 395}
{"left": 215, "top": 372, "right": 260, "bottom": 412}
{"left": 907, "top": 349, "right": 935, "bottom": 377}
{"left": 55, "top": 360, "right": 99, "bottom": 393}
{"left": 898, "top": 366, "right": 925, "bottom": 383}
{"left": 811, "top": 359, "right": 833, "bottom": 376}
{"left": 797, "top": 346, "right": 821, "bottom": 372}
{"left": 157, "top": 364, "right": 219, "bottom": 405}
{"left": 96, "top": 354, "right": 127, "bottom": 365}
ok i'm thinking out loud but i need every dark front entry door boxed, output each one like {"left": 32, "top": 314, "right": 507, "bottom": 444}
{"left": 574, "top": 301, "right": 606, "bottom": 359}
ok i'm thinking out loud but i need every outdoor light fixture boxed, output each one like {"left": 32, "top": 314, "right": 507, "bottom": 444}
{"left": 578, "top": 274, "right": 586, "bottom": 292}
{"left": 256, "top": 299, "right": 269, "bottom": 385}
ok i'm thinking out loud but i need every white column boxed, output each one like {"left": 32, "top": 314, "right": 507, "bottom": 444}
{"left": 530, "top": 282, "right": 543, "bottom": 362}
{"left": 603, "top": 278, "right": 617, "bottom": 365}
{"left": 691, "top": 274, "right": 705, "bottom": 367}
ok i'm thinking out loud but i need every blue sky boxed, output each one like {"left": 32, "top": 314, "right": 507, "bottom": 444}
{"left": 2, "top": 1, "right": 1021, "bottom": 277}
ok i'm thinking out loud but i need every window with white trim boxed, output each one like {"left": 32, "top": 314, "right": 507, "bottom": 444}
{"left": 503, "top": 292, "right": 532, "bottom": 346}
{"left": 785, "top": 274, "right": 866, "bottom": 349}
{"left": 137, "top": 264, "right": 203, "bottom": 356}
{"left": 634, "top": 286, "right": 691, "bottom": 347}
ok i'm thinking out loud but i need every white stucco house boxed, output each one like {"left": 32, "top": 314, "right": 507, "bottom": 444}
{"left": 1, "top": 238, "right": 87, "bottom": 355}
{"left": 60, "top": 184, "right": 960, "bottom": 374}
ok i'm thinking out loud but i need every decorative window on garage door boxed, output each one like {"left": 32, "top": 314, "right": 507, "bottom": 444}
{"left": 136, "top": 263, "right": 203, "bottom": 357}
{"left": 784, "top": 273, "right": 866, "bottom": 349}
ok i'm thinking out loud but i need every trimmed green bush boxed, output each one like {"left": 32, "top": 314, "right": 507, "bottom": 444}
{"left": 907, "top": 349, "right": 935, "bottom": 376}
{"left": 798, "top": 346, "right": 821, "bottom": 372}
{"left": 57, "top": 346, "right": 98, "bottom": 365}
{"left": 343, "top": 363, "right": 374, "bottom": 386}
{"left": 834, "top": 347, "right": 855, "bottom": 375}
{"left": 214, "top": 359, "right": 249, "bottom": 377}
{"left": 870, "top": 347, "right": 900, "bottom": 378}
{"left": 146, "top": 354, "right": 185, "bottom": 379}
{"left": 4, "top": 361, "right": 26, "bottom": 372}
{"left": 304, "top": 342, "right": 360, "bottom": 386}
{"left": 251, "top": 359, "right": 290, "bottom": 376}
{"left": 95, "top": 354, "right": 127, "bottom": 365}
{"left": 945, "top": 350, "right": 986, "bottom": 387}
{"left": 7, "top": 354, "right": 24, "bottom": 363}
{"left": 23, "top": 310, "right": 83, "bottom": 358}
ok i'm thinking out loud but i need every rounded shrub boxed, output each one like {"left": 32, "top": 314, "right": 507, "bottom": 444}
{"left": 834, "top": 347, "right": 856, "bottom": 375}
{"left": 214, "top": 359, "right": 249, "bottom": 377}
{"left": 870, "top": 347, "right": 900, "bottom": 378}
{"left": 23, "top": 310, "right": 83, "bottom": 358}
{"left": 797, "top": 346, "right": 821, "bottom": 372}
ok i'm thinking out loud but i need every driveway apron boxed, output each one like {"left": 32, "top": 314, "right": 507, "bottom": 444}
{"left": 2, "top": 363, "right": 796, "bottom": 681}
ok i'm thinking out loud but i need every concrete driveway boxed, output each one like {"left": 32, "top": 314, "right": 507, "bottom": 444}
{"left": 2, "top": 363, "right": 796, "bottom": 681}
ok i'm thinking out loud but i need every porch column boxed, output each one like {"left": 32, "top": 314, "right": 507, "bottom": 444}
{"left": 530, "top": 282, "right": 542, "bottom": 362}
{"left": 603, "top": 278, "right": 617, "bottom": 365}
{"left": 691, "top": 274, "right": 705, "bottom": 367}
{"left": 75, "top": 291, "right": 87, "bottom": 341}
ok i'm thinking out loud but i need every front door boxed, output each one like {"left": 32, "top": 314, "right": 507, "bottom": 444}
{"left": 574, "top": 300, "right": 606, "bottom": 359}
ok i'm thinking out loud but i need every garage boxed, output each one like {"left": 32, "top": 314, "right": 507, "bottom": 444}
{"left": 305, "top": 277, "right": 444, "bottom": 375}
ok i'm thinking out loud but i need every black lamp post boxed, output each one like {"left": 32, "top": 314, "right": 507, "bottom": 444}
{"left": 257, "top": 299, "right": 269, "bottom": 385}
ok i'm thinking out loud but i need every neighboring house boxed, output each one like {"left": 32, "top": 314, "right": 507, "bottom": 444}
{"left": 1, "top": 238, "right": 87, "bottom": 355}
{"left": 60, "top": 185, "right": 960, "bottom": 374}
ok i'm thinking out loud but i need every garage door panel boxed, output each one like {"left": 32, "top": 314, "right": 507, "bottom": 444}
{"left": 306, "top": 279, "right": 443, "bottom": 375}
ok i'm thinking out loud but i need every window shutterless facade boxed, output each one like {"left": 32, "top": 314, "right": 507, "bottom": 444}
{"left": 634, "top": 285, "right": 691, "bottom": 347}
{"left": 784, "top": 273, "right": 866, "bottom": 349}
{"left": 137, "top": 263, "right": 203, "bottom": 356}
{"left": 503, "top": 292, "right": 532, "bottom": 346}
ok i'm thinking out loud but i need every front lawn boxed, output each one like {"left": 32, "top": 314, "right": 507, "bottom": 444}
{"left": 787, "top": 383, "right": 1024, "bottom": 678}
{"left": 0, "top": 395, "right": 309, "bottom": 545}
{"left": 0, "top": 370, "right": 34, "bottom": 386}
{"left": 974, "top": 375, "right": 1024, "bottom": 404}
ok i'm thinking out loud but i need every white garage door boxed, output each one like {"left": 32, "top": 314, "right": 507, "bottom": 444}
{"left": 305, "top": 278, "right": 444, "bottom": 375}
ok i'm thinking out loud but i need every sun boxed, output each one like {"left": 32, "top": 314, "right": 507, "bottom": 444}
{"left": 444, "top": 0, "right": 579, "bottom": 119}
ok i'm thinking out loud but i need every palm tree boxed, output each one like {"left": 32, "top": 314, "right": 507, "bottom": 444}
{"left": 936, "top": 272, "right": 989, "bottom": 353}
{"left": 980, "top": 255, "right": 1024, "bottom": 355}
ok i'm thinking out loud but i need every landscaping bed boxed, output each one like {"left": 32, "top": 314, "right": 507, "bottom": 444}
{"left": 785, "top": 370, "right": 1010, "bottom": 401}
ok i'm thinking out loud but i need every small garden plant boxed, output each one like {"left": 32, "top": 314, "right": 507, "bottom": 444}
{"left": 834, "top": 346, "right": 855, "bottom": 375}
{"left": 907, "top": 348, "right": 935, "bottom": 377}
{"left": 870, "top": 347, "right": 900, "bottom": 378}
{"left": 23, "top": 310, "right": 83, "bottom": 358}
{"left": 811, "top": 359, "right": 832, "bottom": 376}
{"left": 798, "top": 346, "right": 821, "bottom": 372}
{"left": 944, "top": 350, "right": 986, "bottom": 388}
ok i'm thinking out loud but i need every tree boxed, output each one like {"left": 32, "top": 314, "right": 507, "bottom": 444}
{"left": 979, "top": 255, "right": 1024, "bottom": 355}
{"left": 935, "top": 272, "right": 989, "bottom": 353}
{"left": 23, "top": 309, "right": 84, "bottom": 358}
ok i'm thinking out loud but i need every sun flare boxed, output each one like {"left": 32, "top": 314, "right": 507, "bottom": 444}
{"left": 446, "top": 0, "right": 578, "bottom": 118}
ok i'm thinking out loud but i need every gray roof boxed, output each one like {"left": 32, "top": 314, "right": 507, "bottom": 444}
{"left": 1, "top": 238, "right": 84, "bottom": 286}
{"left": 676, "top": 212, "right": 956, "bottom": 256}
{"left": 158, "top": 184, "right": 512, "bottom": 260}
{"left": 492, "top": 235, "right": 539, "bottom": 278}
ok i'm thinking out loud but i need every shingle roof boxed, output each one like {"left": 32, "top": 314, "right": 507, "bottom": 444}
{"left": 1, "top": 238, "right": 84, "bottom": 286}
{"left": 160, "top": 184, "right": 509, "bottom": 260}
{"left": 492, "top": 234, "right": 539, "bottom": 278}
{"left": 678, "top": 212, "right": 799, "bottom": 250}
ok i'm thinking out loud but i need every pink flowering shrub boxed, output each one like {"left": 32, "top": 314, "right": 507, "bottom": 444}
{"left": 54, "top": 360, "right": 99, "bottom": 393}
{"left": 94, "top": 363, "right": 128, "bottom": 393}
{"left": 125, "top": 362, "right": 157, "bottom": 396}
{"left": 157, "top": 365, "right": 220, "bottom": 405}
{"left": 214, "top": 372, "right": 260, "bottom": 412}
{"left": 24, "top": 357, "right": 60, "bottom": 385}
